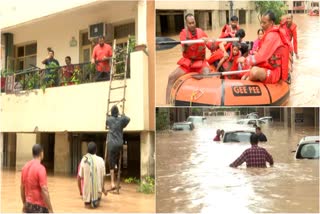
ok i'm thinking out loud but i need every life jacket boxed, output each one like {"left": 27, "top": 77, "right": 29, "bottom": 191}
{"left": 220, "top": 24, "right": 240, "bottom": 38}
{"left": 181, "top": 28, "right": 206, "bottom": 61}
{"left": 280, "top": 20, "right": 297, "bottom": 42}
{"left": 207, "top": 42, "right": 232, "bottom": 65}
{"left": 258, "top": 26, "right": 292, "bottom": 81}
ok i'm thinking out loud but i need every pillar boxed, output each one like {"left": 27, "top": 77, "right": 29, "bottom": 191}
{"left": 0, "top": 133, "right": 3, "bottom": 167}
{"left": 284, "top": 108, "right": 288, "bottom": 129}
{"left": 220, "top": 10, "right": 227, "bottom": 27}
{"left": 156, "top": 15, "right": 161, "bottom": 36}
{"left": 211, "top": 10, "right": 219, "bottom": 31}
{"left": 290, "top": 108, "right": 295, "bottom": 131}
{"left": 136, "top": 0, "right": 147, "bottom": 45}
{"left": 7, "top": 133, "right": 16, "bottom": 167}
{"left": 140, "top": 131, "right": 155, "bottom": 179}
{"left": 246, "top": 10, "right": 250, "bottom": 24}
{"left": 54, "top": 133, "right": 71, "bottom": 174}
{"left": 167, "top": 15, "right": 175, "bottom": 34}
{"left": 16, "top": 133, "right": 37, "bottom": 170}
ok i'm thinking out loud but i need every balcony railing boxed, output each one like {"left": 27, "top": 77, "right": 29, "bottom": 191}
{"left": 2, "top": 58, "right": 130, "bottom": 93}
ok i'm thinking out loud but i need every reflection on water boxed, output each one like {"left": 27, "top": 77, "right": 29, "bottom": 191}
{"left": 1, "top": 170, "right": 155, "bottom": 213}
{"left": 156, "top": 116, "right": 319, "bottom": 213}
{"left": 156, "top": 14, "right": 320, "bottom": 106}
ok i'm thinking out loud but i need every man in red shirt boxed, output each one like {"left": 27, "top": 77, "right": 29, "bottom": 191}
{"left": 91, "top": 36, "right": 113, "bottom": 81}
{"left": 237, "top": 10, "right": 291, "bottom": 84}
{"left": 280, "top": 14, "right": 299, "bottom": 59}
{"left": 166, "top": 13, "right": 211, "bottom": 104}
{"left": 220, "top": 15, "right": 240, "bottom": 38}
{"left": 20, "top": 144, "right": 53, "bottom": 213}
{"left": 229, "top": 134, "right": 274, "bottom": 168}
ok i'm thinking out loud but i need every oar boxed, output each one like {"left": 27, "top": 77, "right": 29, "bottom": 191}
{"left": 156, "top": 37, "right": 239, "bottom": 51}
{"left": 192, "top": 69, "right": 250, "bottom": 79}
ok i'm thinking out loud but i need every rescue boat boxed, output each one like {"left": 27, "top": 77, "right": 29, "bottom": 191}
{"left": 170, "top": 73, "right": 290, "bottom": 106}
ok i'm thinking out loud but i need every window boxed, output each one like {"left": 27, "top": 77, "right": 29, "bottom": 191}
{"left": 114, "top": 23, "right": 135, "bottom": 39}
{"left": 15, "top": 42, "right": 37, "bottom": 71}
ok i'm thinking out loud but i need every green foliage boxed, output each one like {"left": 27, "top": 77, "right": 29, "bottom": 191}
{"left": 124, "top": 176, "right": 155, "bottom": 194}
{"left": 1, "top": 68, "right": 14, "bottom": 77}
{"left": 24, "top": 72, "right": 40, "bottom": 90}
{"left": 254, "top": 1, "right": 288, "bottom": 24}
{"left": 156, "top": 109, "right": 170, "bottom": 130}
{"left": 41, "top": 62, "right": 60, "bottom": 92}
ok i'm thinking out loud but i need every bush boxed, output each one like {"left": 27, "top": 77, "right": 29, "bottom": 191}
{"left": 124, "top": 176, "right": 155, "bottom": 194}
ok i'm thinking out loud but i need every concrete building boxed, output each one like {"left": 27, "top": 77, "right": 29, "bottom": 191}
{"left": 0, "top": 0, "right": 155, "bottom": 179}
{"left": 155, "top": 0, "right": 259, "bottom": 36}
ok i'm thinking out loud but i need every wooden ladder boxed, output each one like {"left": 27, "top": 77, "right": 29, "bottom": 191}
{"left": 105, "top": 37, "right": 130, "bottom": 194}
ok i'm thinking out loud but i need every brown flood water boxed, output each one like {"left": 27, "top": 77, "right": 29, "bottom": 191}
{"left": 156, "top": 14, "right": 320, "bottom": 106}
{"left": 1, "top": 170, "right": 155, "bottom": 213}
{"left": 156, "top": 116, "right": 319, "bottom": 213}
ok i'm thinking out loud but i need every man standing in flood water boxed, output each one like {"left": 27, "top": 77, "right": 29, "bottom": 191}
{"left": 20, "top": 144, "right": 53, "bottom": 213}
{"left": 280, "top": 14, "right": 299, "bottom": 59}
{"left": 229, "top": 134, "right": 274, "bottom": 168}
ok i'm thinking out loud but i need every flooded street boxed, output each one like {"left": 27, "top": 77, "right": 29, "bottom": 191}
{"left": 156, "top": 14, "right": 320, "bottom": 106}
{"left": 156, "top": 116, "right": 319, "bottom": 213}
{"left": 1, "top": 170, "right": 155, "bottom": 213}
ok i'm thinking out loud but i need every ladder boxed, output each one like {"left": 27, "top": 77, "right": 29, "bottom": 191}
{"left": 105, "top": 37, "right": 130, "bottom": 194}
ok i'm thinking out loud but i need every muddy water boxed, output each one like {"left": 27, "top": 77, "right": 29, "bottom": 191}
{"left": 156, "top": 14, "right": 320, "bottom": 106}
{"left": 1, "top": 170, "right": 155, "bottom": 213}
{"left": 156, "top": 116, "right": 319, "bottom": 213}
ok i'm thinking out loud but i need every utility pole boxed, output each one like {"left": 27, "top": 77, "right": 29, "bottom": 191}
{"left": 229, "top": 0, "right": 234, "bottom": 21}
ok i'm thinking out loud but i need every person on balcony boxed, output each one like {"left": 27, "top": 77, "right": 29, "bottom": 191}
{"left": 91, "top": 36, "right": 113, "bottom": 81}
{"left": 42, "top": 48, "right": 60, "bottom": 86}
{"left": 61, "top": 56, "right": 74, "bottom": 85}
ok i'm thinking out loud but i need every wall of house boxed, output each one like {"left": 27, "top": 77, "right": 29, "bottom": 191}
{"left": 1, "top": 51, "right": 150, "bottom": 132}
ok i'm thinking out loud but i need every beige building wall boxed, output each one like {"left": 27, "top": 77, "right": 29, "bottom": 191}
{"left": 2, "top": 2, "right": 137, "bottom": 67}
{"left": 1, "top": 51, "right": 150, "bottom": 132}
{"left": 16, "top": 133, "right": 37, "bottom": 170}
{"left": 54, "top": 133, "right": 71, "bottom": 174}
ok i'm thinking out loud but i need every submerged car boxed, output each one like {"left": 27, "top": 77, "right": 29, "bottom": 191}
{"left": 172, "top": 122, "right": 194, "bottom": 131}
{"left": 222, "top": 130, "right": 255, "bottom": 143}
{"left": 236, "top": 119, "right": 266, "bottom": 126}
{"left": 259, "top": 116, "right": 273, "bottom": 123}
{"left": 187, "top": 116, "right": 206, "bottom": 125}
{"left": 246, "top": 112, "right": 259, "bottom": 119}
{"left": 294, "top": 136, "right": 319, "bottom": 159}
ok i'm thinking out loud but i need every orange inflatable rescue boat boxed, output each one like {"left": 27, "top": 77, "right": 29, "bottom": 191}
{"left": 170, "top": 72, "right": 290, "bottom": 106}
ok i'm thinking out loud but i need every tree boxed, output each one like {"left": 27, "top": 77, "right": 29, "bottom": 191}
{"left": 254, "top": 1, "right": 288, "bottom": 24}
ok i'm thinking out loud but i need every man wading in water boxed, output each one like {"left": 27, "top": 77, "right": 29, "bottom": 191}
{"left": 105, "top": 105, "right": 130, "bottom": 191}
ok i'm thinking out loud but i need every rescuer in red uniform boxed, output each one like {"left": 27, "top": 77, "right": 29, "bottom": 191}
{"left": 280, "top": 14, "right": 299, "bottom": 59}
{"left": 237, "top": 10, "right": 292, "bottom": 84}
{"left": 166, "top": 13, "right": 211, "bottom": 104}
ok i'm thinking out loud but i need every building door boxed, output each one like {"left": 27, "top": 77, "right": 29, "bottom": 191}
{"left": 239, "top": 10, "right": 246, "bottom": 24}
{"left": 40, "top": 133, "right": 55, "bottom": 172}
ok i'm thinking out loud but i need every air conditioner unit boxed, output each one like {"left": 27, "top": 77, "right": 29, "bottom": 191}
{"left": 88, "top": 23, "right": 114, "bottom": 41}
{"left": 89, "top": 22, "right": 105, "bottom": 39}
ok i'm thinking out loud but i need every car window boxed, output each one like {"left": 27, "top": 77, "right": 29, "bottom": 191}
{"left": 223, "top": 132, "right": 253, "bottom": 143}
{"left": 173, "top": 124, "right": 191, "bottom": 131}
{"left": 297, "top": 143, "right": 319, "bottom": 159}
{"left": 248, "top": 120, "right": 257, "bottom": 125}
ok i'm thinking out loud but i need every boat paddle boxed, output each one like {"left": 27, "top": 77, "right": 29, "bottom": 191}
{"left": 192, "top": 69, "right": 250, "bottom": 79}
{"left": 156, "top": 37, "right": 239, "bottom": 51}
